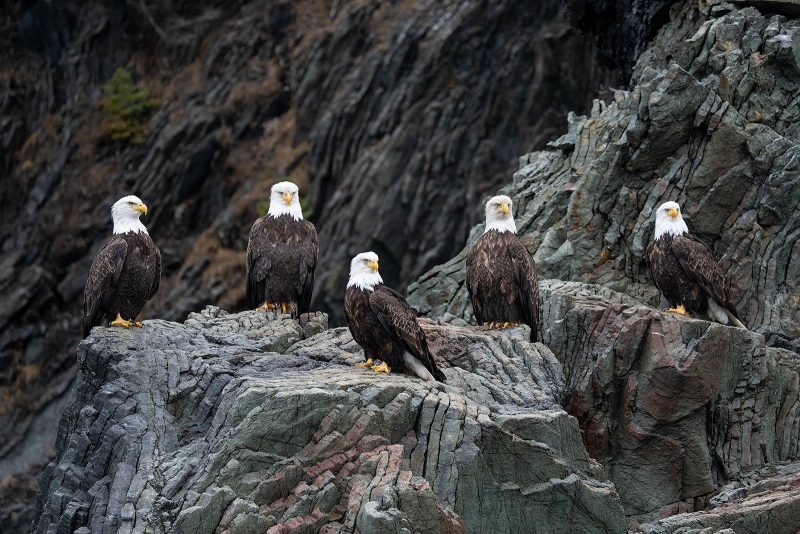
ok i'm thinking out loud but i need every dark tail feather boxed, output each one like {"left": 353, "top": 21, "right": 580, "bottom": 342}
{"left": 433, "top": 368, "right": 446, "bottom": 383}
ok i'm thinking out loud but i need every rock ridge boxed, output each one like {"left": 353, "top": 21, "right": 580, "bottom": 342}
{"left": 33, "top": 307, "right": 627, "bottom": 534}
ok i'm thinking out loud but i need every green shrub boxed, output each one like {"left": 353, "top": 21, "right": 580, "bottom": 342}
{"left": 100, "top": 67, "right": 160, "bottom": 144}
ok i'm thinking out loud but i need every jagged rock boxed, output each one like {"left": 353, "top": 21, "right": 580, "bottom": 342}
{"left": 406, "top": 7, "right": 800, "bottom": 519}
{"left": 32, "top": 308, "right": 626, "bottom": 533}
{"left": 634, "top": 462, "right": 800, "bottom": 533}
{"left": 410, "top": 2, "right": 800, "bottom": 352}
{"left": 0, "top": 1, "right": 619, "bottom": 527}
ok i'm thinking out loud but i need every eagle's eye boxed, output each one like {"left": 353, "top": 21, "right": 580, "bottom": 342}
{"left": 128, "top": 201, "right": 135, "bottom": 205}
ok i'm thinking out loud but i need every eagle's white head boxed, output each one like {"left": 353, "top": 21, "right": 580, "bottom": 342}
{"left": 347, "top": 251, "right": 383, "bottom": 291}
{"left": 111, "top": 195, "right": 148, "bottom": 235}
{"left": 484, "top": 195, "right": 516, "bottom": 234}
{"left": 268, "top": 181, "right": 303, "bottom": 221}
{"left": 654, "top": 201, "right": 689, "bottom": 240}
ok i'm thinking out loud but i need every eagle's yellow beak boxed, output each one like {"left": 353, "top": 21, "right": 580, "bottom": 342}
{"left": 134, "top": 203, "right": 148, "bottom": 215}
{"left": 499, "top": 203, "right": 509, "bottom": 215}
{"left": 369, "top": 259, "right": 379, "bottom": 272}
{"left": 668, "top": 207, "right": 679, "bottom": 218}
{"left": 282, "top": 191, "right": 293, "bottom": 205}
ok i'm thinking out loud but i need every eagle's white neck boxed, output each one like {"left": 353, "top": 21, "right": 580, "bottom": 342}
{"left": 347, "top": 264, "right": 383, "bottom": 291}
{"left": 654, "top": 214, "right": 688, "bottom": 240}
{"left": 268, "top": 198, "right": 303, "bottom": 221}
{"left": 112, "top": 211, "right": 148, "bottom": 235}
{"left": 484, "top": 218, "right": 517, "bottom": 234}
{"left": 347, "top": 271, "right": 383, "bottom": 291}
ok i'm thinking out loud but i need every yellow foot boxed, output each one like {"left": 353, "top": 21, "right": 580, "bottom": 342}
{"left": 257, "top": 302, "right": 278, "bottom": 311}
{"left": 488, "top": 322, "right": 495, "bottom": 329}
{"left": 355, "top": 358, "right": 374, "bottom": 368}
{"left": 510, "top": 322, "right": 519, "bottom": 327}
{"left": 501, "top": 322, "right": 510, "bottom": 329}
{"left": 134, "top": 322, "right": 143, "bottom": 328}
{"left": 280, "top": 302, "right": 295, "bottom": 314}
{"left": 371, "top": 361, "right": 391, "bottom": 374}
{"left": 110, "top": 314, "right": 132, "bottom": 328}
{"left": 665, "top": 304, "right": 689, "bottom": 316}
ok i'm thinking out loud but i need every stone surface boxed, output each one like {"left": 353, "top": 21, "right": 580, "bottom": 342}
{"left": 635, "top": 462, "right": 800, "bottom": 533}
{"left": 0, "top": 1, "right": 620, "bottom": 528}
{"left": 409, "top": 1, "right": 800, "bottom": 356}
{"left": 408, "top": 4, "right": 800, "bottom": 512}
{"left": 32, "top": 308, "right": 626, "bottom": 534}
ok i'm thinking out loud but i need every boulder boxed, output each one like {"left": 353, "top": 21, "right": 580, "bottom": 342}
{"left": 32, "top": 308, "right": 626, "bottom": 534}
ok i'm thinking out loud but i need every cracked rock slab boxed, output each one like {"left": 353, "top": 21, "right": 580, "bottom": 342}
{"left": 33, "top": 307, "right": 626, "bottom": 534}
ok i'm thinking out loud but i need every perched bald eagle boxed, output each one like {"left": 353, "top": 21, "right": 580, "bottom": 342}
{"left": 246, "top": 181, "right": 318, "bottom": 317}
{"left": 344, "top": 252, "right": 446, "bottom": 383}
{"left": 83, "top": 195, "right": 161, "bottom": 337}
{"left": 645, "top": 201, "right": 746, "bottom": 328}
{"left": 466, "top": 195, "right": 539, "bottom": 341}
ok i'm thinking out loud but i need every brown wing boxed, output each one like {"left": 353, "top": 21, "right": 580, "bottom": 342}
{"left": 369, "top": 286, "right": 445, "bottom": 381}
{"left": 507, "top": 238, "right": 539, "bottom": 342}
{"left": 148, "top": 245, "right": 162, "bottom": 299}
{"left": 671, "top": 234, "right": 738, "bottom": 315}
{"left": 83, "top": 237, "right": 128, "bottom": 337}
{"left": 645, "top": 240, "right": 666, "bottom": 297}
{"left": 294, "top": 220, "right": 318, "bottom": 314}
{"left": 246, "top": 217, "right": 273, "bottom": 309}
{"left": 465, "top": 236, "right": 487, "bottom": 325}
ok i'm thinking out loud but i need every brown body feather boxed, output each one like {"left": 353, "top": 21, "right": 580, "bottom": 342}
{"left": 646, "top": 233, "right": 742, "bottom": 324}
{"left": 344, "top": 285, "right": 446, "bottom": 382}
{"left": 83, "top": 231, "right": 161, "bottom": 337}
{"left": 246, "top": 213, "right": 318, "bottom": 317}
{"left": 465, "top": 230, "right": 539, "bottom": 341}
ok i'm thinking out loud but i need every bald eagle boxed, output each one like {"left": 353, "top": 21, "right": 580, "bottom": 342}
{"left": 344, "top": 252, "right": 446, "bottom": 383}
{"left": 83, "top": 195, "right": 161, "bottom": 337}
{"left": 645, "top": 201, "right": 746, "bottom": 328}
{"left": 246, "top": 181, "right": 318, "bottom": 317}
{"left": 466, "top": 195, "right": 539, "bottom": 341}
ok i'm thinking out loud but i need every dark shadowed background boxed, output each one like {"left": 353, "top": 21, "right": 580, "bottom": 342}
{"left": 1, "top": 0, "right": 681, "bottom": 530}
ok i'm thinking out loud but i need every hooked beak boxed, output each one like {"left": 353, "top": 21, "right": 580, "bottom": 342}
{"left": 282, "top": 191, "right": 293, "bottom": 205}
{"left": 499, "top": 203, "right": 509, "bottom": 215}
{"left": 369, "top": 259, "right": 379, "bottom": 272}
{"left": 668, "top": 207, "right": 678, "bottom": 218}
{"left": 134, "top": 202, "right": 148, "bottom": 215}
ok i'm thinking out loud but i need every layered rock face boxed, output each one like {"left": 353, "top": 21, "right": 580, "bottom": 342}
{"left": 406, "top": 0, "right": 800, "bottom": 528}
{"left": 1, "top": 1, "right": 616, "bottom": 528}
{"left": 33, "top": 309, "right": 626, "bottom": 534}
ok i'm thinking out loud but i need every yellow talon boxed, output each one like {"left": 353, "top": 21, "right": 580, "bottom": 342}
{"left": 134, "top": 322, "right": 143, "bottom": 328}
{"left": 371, "top": 361, "right": 391, "bottom": 374}
{"left": 110, "top": 313, "right": 132, "bottom": 328}
{"left": 355, "top": 358, "right": 374, "bottom": 368}
{"left": 488, "top": 322, "right": 494, "bottom": 329}
{"left": 511, "top": 322, "right": 519, "bottom": 327}
{"left": 257, "top": 302, "right": 278, "bottom": 311}
{"left": 502, "top": 322, "right": 510, "bottom": 328}
{"left": 665, "top": 304, "right": 689, "bottom": 316}
{"left": 280, "top": 302, "right": 294, "bottom": 314}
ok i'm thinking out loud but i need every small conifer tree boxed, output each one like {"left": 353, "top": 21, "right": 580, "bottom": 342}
{"left": 100, "top": 67, "right": 160, "bottom": 144}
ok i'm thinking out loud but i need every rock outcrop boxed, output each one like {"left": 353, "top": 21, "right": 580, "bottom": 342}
{"left": 32, "top": 309, "right": 627, "bottom": 534}
{"left": 1, "top": 1, "right": 618, "bottom": 528}
{"left": 407, "top": 0, "right": 800, "bottom": 528}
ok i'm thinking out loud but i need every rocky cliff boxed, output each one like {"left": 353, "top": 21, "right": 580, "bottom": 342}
{"left": 32, "top": 308, "right": 628, "bottom": 534}
{"left": 1, "top": 1, "right": 617, "bottom": 529}
{"left": 33, "top": 283, "right": 800, "bottom": 533}
{"left": 406, "top": 0, "right": 800, "bottom": 528}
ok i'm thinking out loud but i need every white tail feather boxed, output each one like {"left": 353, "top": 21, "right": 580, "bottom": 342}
{"left": 708, "top": 298, "right": 747, "bottom": 329}
{"left": 403, "top": 352, "right": 435, "bottom": 382}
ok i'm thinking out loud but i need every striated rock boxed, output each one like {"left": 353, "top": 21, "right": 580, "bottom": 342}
{"left": 0, "top": 1, "right": 619, "bottom": 527}
{"left": 635, "top": 462, "right": 800, "bottom": 533}
{"left": 32, "top": 308, "right": 626, "bottom": 534}
{"left": 412, "top": 273, "right": 800, "bottom": 521}
{"left": 409, "top": 1, "right": 800, "bottom": 354}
